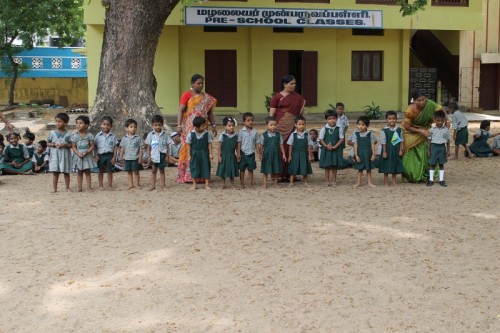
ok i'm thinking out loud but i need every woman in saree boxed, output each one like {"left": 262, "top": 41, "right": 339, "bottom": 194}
{"left": 176, "top": 74, "right": 217, "bottom": 183}
{"left": 402, "top": 92, "right": 445, "bottom": 183}
{"left": 269, "top": 74, "right": 306, "bottom": 182}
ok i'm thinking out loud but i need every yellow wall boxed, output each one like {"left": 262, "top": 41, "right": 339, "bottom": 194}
{"left": 432, "top": 30, "right": 460, "bottom": 55}
{"left": 84, "top": 1, "right": 483, "bottom": 114}
{"left": 0, "top": 78, "right": 88, "bottom": 105}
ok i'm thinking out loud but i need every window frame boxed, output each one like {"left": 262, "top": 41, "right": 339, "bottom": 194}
{"left": 351, "top": 51, "right": 384, "bottom": 82}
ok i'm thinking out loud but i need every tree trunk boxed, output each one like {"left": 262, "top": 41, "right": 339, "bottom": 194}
{"left": 90, "top": 0, "right": 179, "bottom": 137}
{"left": 7, "top": 54, "right": 19, "bottom": 106}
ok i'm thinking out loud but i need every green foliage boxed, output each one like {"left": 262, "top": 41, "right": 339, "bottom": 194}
{"left": 362, "top": 102, "right": 382, "bottom": 120}
{"left": 0, "top": 0, "right": 84, "bottom": 104}
{"left": 397, "top": 0, "right": 428, "bottom": 17}
{"left": 264, "top": 93, "right": 275, "bottom": 112}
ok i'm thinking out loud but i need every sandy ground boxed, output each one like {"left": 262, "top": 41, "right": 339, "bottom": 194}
{"left": 0, "top": 115, "right": 499, "bottom": 332}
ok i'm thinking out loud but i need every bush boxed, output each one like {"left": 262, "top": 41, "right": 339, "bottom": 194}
{"left": 363, "top": 102, "right": 382, "bottom": 120}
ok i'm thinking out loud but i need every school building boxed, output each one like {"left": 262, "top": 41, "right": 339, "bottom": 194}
{"left": 84, "top": 0, "right": 499, "bottom": 115}
{"left": 0, "top": 47, "right": 88, "bottom": 106}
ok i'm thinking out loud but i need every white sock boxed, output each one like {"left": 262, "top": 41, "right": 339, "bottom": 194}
{"left": 439, "top": 170, "right": 444, "bottom": 181}
{"left": 429, "top": 170, "right": 434, "bottom": 181}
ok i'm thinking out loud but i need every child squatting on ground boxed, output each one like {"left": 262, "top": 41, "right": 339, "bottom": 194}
{"left": 186, "top": 116, "right": 213, "bottom": 190}
{"left": 427, "top": 110, "right": 451, "bottom": 187}
{"left": 120, "top": 119, "right": 143, "bottom": 189}
{"left": 258, "top": 116, "right": 286, "bottom": 188}
{"left": 47, "top": 112, "right": 72, "bottom": 192}
{"left": 94, "top": 116, "right": 118, "bottom": 190}
{"left": 32, "top": 140, "right": 49, "bottom": 173}
{"left": 0, "top": 132, "right": 33, "bottom": 175}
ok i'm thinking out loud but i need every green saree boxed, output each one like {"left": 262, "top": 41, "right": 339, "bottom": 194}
{"left": 402, "top": 99, "right": 441, "bottom": 183}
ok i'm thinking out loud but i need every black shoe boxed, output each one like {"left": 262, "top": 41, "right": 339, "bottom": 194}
{"left": 439, "top": 181, "right": 447, "bottom": 187}
{"left": 426, "top": 180, "right": 434, "bottom": 186}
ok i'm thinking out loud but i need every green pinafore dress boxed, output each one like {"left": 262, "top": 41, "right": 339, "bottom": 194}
{"left": 319, "top": 126, "right": 344, "bottom": 169}
{"left": 288, "top": 132, "right": 312, "bottom": 176}
{"left": 378, "top": 128, "right": 404, "bottom": 174}
{"left": 189, "top": 131, "right": 211, "bottom": 179}
{"left": 354, "top": 132, "right": 374, "bottom": 171}
{"left": 216, "top": 133, "right": 239, "bottom": 178}
{"left": 260, "top": 132, "right": 282, "bottom": 174}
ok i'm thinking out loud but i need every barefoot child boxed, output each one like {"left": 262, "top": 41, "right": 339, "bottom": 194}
{"left": 237, "top": 112, "right": 258, "bottom": 188}
{"left": 71, "top": 115, "right": 97, "bottom": 192}
{"left": 120, "top": 119, "right": 143, "bottom": 189}
{"left": 378, "top": 111, "right": 404, "bottom": 186}
{"left": 0, "top": 133, "right": 33, "bottom": 175}
{"left": 353, "top": 116, "right": 377, "bottom": 188}
{"left": 258, "top": 116, "right": 286, "bottom": 188}
{"left": 467, "top": 120, "right": 500, "bottom": 157}
{"left": 216, "top": 116, "right": 239, "bottom": 189}
{"left": 448, "top": 102, "right": 473, "bottom": 159}
{"left": 32, "top": 140, "right": 49, "bottom": 173}
{"left": 23, "top": 129, "right": 36, "bottom": 158}
{"left": 287, "top": 115, "right": 313, "bottom": 186}
{"left": 336, "top": 102, "right": 349, "bottom": 150}
{"left": 186, "top": 116, "right": 213, "bottom": 190}
{"left": 47, "top": 113, "right": 72, "bottom": 192}
{"left": 94, "top": 116, "right": 118, "bottom": 190}
{"left": 319, "top": 110, "right": 344, "bottom": 186}
{"left": 427, "top": 110, "right": 450, "bottom": 187}
{"left": 146, "top": 115, "right": 172, "bottom": 190}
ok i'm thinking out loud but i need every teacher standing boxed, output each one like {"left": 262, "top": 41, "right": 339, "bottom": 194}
{"left": 402, "top": 91, "right": 444, "bottom": 183}
{"left": 269, "top": 74, "right": 306, "bottom": 182}
{"left": 176, "top": 74, "right": 217, "bottom": 183}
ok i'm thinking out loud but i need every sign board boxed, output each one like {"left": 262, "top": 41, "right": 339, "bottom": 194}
{"left": 185, "top": 7, "right": 383, "bottom": 29}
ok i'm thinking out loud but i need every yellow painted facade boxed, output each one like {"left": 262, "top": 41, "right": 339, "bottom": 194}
{"left": 84, "top": 1, "right": 483, "bottom": 114}
{"left": 0, "top": 78, "right": 88, "bottom": 105}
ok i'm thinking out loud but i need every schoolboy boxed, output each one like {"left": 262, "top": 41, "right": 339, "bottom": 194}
{"left": 237, "top": 112, "right": 258, "bottom": 188}
{"left": 94, "top": 116, "right": 118, "bottom": 190}
{"left": 427, "top": 110, "right": 450, "bottom": 187}
{"left": 448, "top": 102, "right": 473, "bottom": 159}
{"left": 145, "top": 115, "right": 172, "bottom": 190}
{"left": 168, "top": 131, "right": 182, "bottom": 166}
{"left": 120, "top": 119, "right": 143, "bottom": 189}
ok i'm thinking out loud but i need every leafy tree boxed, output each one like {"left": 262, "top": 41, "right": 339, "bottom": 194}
{"left": 90, "top": 0, "right": 427, "bottom": 135}
{"left": 0, "top": 0, "right": 84, "bottom": 105}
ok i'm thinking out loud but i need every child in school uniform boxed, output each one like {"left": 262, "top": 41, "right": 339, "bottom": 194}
{"left": 319, "top": 110, "right": 344, "bottom": 186}
{"left": 32, "top": 140, "right": 49, "bottom": 173}
{"left": 309, "top": 128, "right": 320, "bottom": 161}
{"left": 216, "top": 116, "right": 239, "bottom": 189}
{"left": 168, "top": 131, "right": 182, "bottom": 166}
{"left": 378, "top": 111, "right": 404, "bottom": 186}
{"left": 353, "top": 116, "right": 377, "bottom": 188}
{"left": 71, "top": 115, "right": 96, "bottom": 192}
{"left": 336, "top": 102, "right": 349, "bottom": 151}
{"left": 23, "top": 129, "right": 36, "bottom": 159}
{"left": 287, "top": 115, "right": 313, "bottom": 187}
{"left": 146, "top": 115, "right": 172, "bottom": 190}
{"left": 493, "top": 135, "right": 500, "bottom": 156}
{"left": 47, "top": 113, "right": 72, "bottom": 192}
{"left": 120, "top": 119, "right": 143, "bottom": 189}
{"left": 237, "top": 112, "right": 258, "bottom": 188}
{"left": 258, "top": 116, "right": 286, "bottom": 188}
{"left": 427, "top": 110, "right": 450, "bottom": 187}
{"left": 0, "top": 132, "right": 33, "bottom": 175}
{"left": 94, "top": 116, "right": 118, "bottom": 190}
{"left": 448, "top": 102, "right": 473, "bottom": 159}
{"left": 186, "top": 116, "right": 213, "bottom": 190}
{"left": 467, "top": 120, "right": 500, "bottom": 157}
